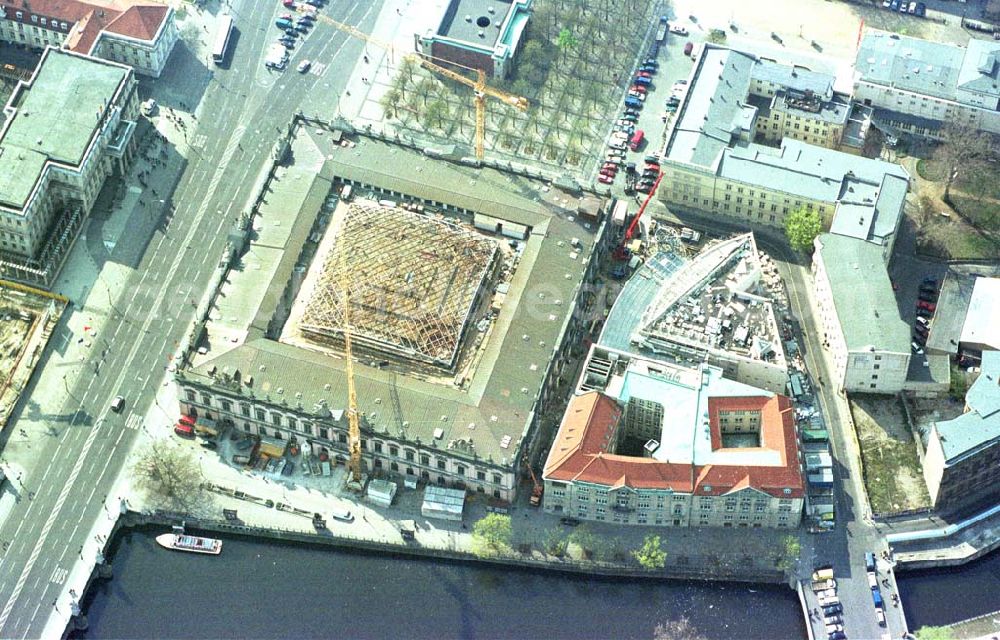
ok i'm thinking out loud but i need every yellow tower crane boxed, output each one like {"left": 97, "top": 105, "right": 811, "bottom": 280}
{"left": 337, "top": 243, "right": 363, "bottom": 488}
{"left": 312, "top": 13, "right": 529, "bottom": 160}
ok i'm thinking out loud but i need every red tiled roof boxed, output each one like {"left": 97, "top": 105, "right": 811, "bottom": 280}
{"left": 0, "top": 0, "right": 166, "bottom": 54}
{"left": 543, "top": 390, "right": 805, "bottom": 498}
{"left": 104, "top": 4, "right": 166, "bottom": 40}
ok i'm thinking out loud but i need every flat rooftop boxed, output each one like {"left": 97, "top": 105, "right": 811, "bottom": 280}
{"left": 815, "top": 233, "right": 910, "bottom": 354}
{"left": 961, "top": 277, "right": 1000, "bottom": 351}
{"left": 286, "top": 202, "right": 498, "bottom": 369}
{"left": 437, "top": 0, "right": 513, "bottom": 49}
{"left": 0, "top": 48, "right": 128, "bottom": 210}
{"left": 183, "top": 123, "right": 605, "bottom": 464}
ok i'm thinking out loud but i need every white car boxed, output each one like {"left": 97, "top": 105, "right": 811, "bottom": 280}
{"left": 627, "top": 90, "right": 646, "bottom": 101}
{"left": 608, "top": 140, "right": 627, "bottom": 151}
{"left": 297, "top": 59, "right": 311, "bottom": 73}
{"left": 331, "top": 507, "right": 354, "bottom": 523}
{"left": 669, "top": 25, "right": 689, "bottom": 36}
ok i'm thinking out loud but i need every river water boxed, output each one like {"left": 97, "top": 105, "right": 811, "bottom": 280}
{"left": 78, "top": 527, "right": 1000, "bottom": 639}
{"left": 79, "top": 528, "right": 805, "bottom": 640}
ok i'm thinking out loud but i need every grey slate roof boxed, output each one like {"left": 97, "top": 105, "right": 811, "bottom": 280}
{"left": 956, "top": 39, "right": 1000, "bottom": 99}
{"left": 936, "top": 351, "right": 1000, "bottom": 462}
{"left": 183, "top": 128, "right": 604, "bottom": 465}
{"left": 667, "top": 46, "right": 758, "bottom": 168}
{"left": 752, "top": 59, "right": 834, "bottom": 98}
{"left": 815, "top": 233, "right": 911, "bottom": 354}
{"left": 856, "top": 31, "right": 965, "bottom": 101}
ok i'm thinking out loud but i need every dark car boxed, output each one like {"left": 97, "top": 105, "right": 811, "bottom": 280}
{"left": 914, "top": 323, "right": 928, "bottom": 336}
{"left": 918, "top": 291, "right": 938, "bottom": 303}
{"left": 922, "top": 276, "right": 938, "bottom": 286}
{"left": 913, "top": 332, "right": 927, "bottom": 345}
{"left": 295, "top": 24, "right": 309, "bottom": 33}
{"left": 822, "top": 603, "right": 843, "bottom": 616}
{"left": 559, "top": 517, "right": 581, "bottom": 527}
{"left": 916, "top": 307, "right": 933, "bottom": 319}
{"left": 622, "top": 113, "right": 639, "bottom": 122}
{"left": 644, "top": 155, "right": 660, "bottom": 165}
{"left": 917, "top": 300, "right": 937, "bottom": 312}
{"left": 625, "top": 107, "right": 641, "bottom": 116}
{"left": 639, "top": 64, "right": 657, "bottom": 74}
{"left": 828, "top": 632, "right": 846, "bottom": 640}
{"left": 643, "top": 59, "right": 659, "bottom": 67}
{"left": 280, "top": 38, "right": 295, "bottom": 48}
{"left": 200, "top": 439, "right": 218, "bottom": 450}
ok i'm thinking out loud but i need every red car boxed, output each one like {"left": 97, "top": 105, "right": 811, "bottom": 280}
{"left": 597, "top": 174, "right": 614, "bottom": 184}
{"left": 602, "top": 162, "right": 619, "bottom": 172}
{"left": 599, "top": 167, "right": 616, "bottom": 177}
{"left": 631, "top": 84, "right": 647, "bottom": 94}
{"left": 282, "top": 0, "right": 295, "bottom": 7}
{"left": 916, "top": 300, "right": 936, "bottom": 312}
{"left": 174, "top": 422, "right": 195, "bottom": 438}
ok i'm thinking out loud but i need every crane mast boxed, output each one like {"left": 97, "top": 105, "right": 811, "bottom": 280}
{"left": 338, "top": 247, "right": 362, "bottom": 485}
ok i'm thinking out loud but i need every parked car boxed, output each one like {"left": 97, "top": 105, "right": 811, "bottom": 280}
{"left": 331, "top": 507, "right": 354, "bottom": 523}
{"left": 621, "top": 113, "right": 639, "bottom": 123}
{"left": 633, "top": 76, "right": 652, "bottom": 86}
{"left": 602, "top": 162, "right": 619, "bottom": 172}
{"left": 912, "top": 341, "right": 925, "bottom": 354}
{"left": 828, "top": 632, "right": 846, "bottom": 640}
{"left": 644, "top": 155, "right": 660, "bottom": 165}
{"left": 922, "top": 276, "right": 938, "bottom": 286}
{"left": 297, "top": 59, "right": 311, "bottom": 73}
{"left": 627, "top": 90, "right": 646, "bottom": 100}
{"left": 916, "top": 316, "right": 930, "bottom": 327}
{"left": 276, "top": 18, "right": 294, "bottom": 29}
{"left": 111, "top": 395, "right": 125, "bottom": 413}
{"left": 559, "top": 517, "right": 582, "bottom": 526}
{"left": 822, "top": 603, "right": 843, "bottom": 616}
{"left": 282, "top": 0, "right": 295, "bottom": 6}
{"left": 597, "top": 174, "right": 614, "bottom": 184}
{"left": 295, "top": 23, "right": 309, "bottom": 33}
{"left": 200, "top": 439, "right": 218, "bottom": 450}
{"left": 916, "top": 307, "right": 933, "bottom": 319}
{"left": 915, "top": 1, "right": 926, "bottom": 16}
{"left": 876, "top": 608, "right": 887, "bottom": 626}
{"left": 917, "top": 300, "right": 937, "bottom": 312}
{"left": 174, "top": 422, "right": 196, "bottom": 438}
{"left": 669, "top": 25, "right": 688, "bottom": 36}
{"left": 639, "top": 64, "right": 657, "bottom": 73}
{"left": 630, "top": 84, "right": 648, "bottom": 94}
{"left": 684, "top": 41, "right": 694, "bottom": 56}
{"left": 637, "top": 71, "right": 653, "bottom": 79}
{"left": 599, "top": 167, "right": 617, "bottom": 177}
{"left": 914, "top": 324, "right": 928, "bottom": 337}
{"left": 824, "top": 614, "right": 843, "bottom": 625}
{"left": 918, "top": 291, "right": 938, "bottom": 303}
{"left": 280, "top": 38, "right": 296, "bottom": 48}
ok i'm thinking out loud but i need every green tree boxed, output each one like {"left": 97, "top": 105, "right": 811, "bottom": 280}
{"left": 399, "top": 56, "right": 418, "bottom": 84}
{"left": 556, "top": 28, "right": 579, "bottom": 65}
{"left": 425, "top": 99, "right": 450, "bottom": 131}
{"left": 544, "top": 527, "right": 568, "bottom": 557}
{"left": 632, "top": 534, "right": 667, "bottom": 569}
{"left": 775, "top": 534, "right": 802, "bottom": 572}
{"left": 915, "top": 626, "right": 956, "bottom": 640}
{"left": 379, "top": 88, "right": 403, "bottom": 120}
{"left": 567, "top": 525, "right": 603, "bottom": 560}
{"left": 470, "top": 513, "right": 513, "bottom": 556}
{"left": 783, "top": 206, "right": 823, "bottom": 253}
{"left": 933, "top": 122, "right": 992, "bottom": 201}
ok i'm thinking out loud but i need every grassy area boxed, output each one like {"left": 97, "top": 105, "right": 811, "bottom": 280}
{"left": 378, "top": 0, "right": 658, "bottom": 173}
{"left": 915, "top": 158, "right": 947, "bottom": 182}
{"left": 947, "top": 193, "right": 1000, "bottom": 233}
{"left": 917, "top": 214, "right": 1000, "bottom": 260}
{"left": 851, "top": 396, "right": 931, "bottom": 516}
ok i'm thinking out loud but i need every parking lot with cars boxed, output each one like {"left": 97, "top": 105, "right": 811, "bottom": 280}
{"left": 266, "top": 0, "right": 322, "bottom": 71}
{"left": 599, "top": 23, "right": 697, "bottom": 195}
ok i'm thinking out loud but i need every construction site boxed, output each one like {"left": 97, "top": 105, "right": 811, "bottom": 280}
{"left": 284, "top": 201, "right": 503, "bottom": 374}
{"left": 177, "top": 120, "right": 611, "bottom": 502}
{"left": 0, "top": 281, "right": 67, "bottom": 428}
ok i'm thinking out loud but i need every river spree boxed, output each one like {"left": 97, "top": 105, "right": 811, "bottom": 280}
{"left": 80, "top": 529, "right": 805, "bottom": 639}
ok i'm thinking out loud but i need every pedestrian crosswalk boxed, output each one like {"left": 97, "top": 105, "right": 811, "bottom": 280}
{"left": 191, "top": 134, "right": 207, "bottom": 149}
{"left": 310, "top": 62, "right": 327, "bottom": 77}
{"left": 124, "top": 413, "right": 143, "bottom": 431}
{"left": 49, "top": 566, "right": 67, "bottom": 585}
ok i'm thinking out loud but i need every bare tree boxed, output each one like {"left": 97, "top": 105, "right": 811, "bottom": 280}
{"left": 131, "top": 439, "right": 206, "bottom": 512}
{"left": 933, "top": 123, "right": 992, "bottom": 200}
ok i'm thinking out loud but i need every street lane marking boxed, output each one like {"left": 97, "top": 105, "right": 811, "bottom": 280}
{"left": 191, "top": 134, "right": 207, "bottom": 149}
{"left": 124, "top": 412, "right": 142, "bottom": 431}
{"left": 48, "top": 567, "right": 66, "bottom": 585}
{"left": 0, "top": 419, "right": 104, "bottom": 633}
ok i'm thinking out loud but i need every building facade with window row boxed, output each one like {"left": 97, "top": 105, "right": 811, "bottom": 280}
{"left": 0, "top": 47, "right": 138, "bottom": 285}
{"left": 854, "top": 30, "right": 1000, "bottom": 139}
{"left": 542, "top": 347, "right": 805, "bottom": 528}
{"left": 0, "top": 0, "right": 177, "bottom": 77}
